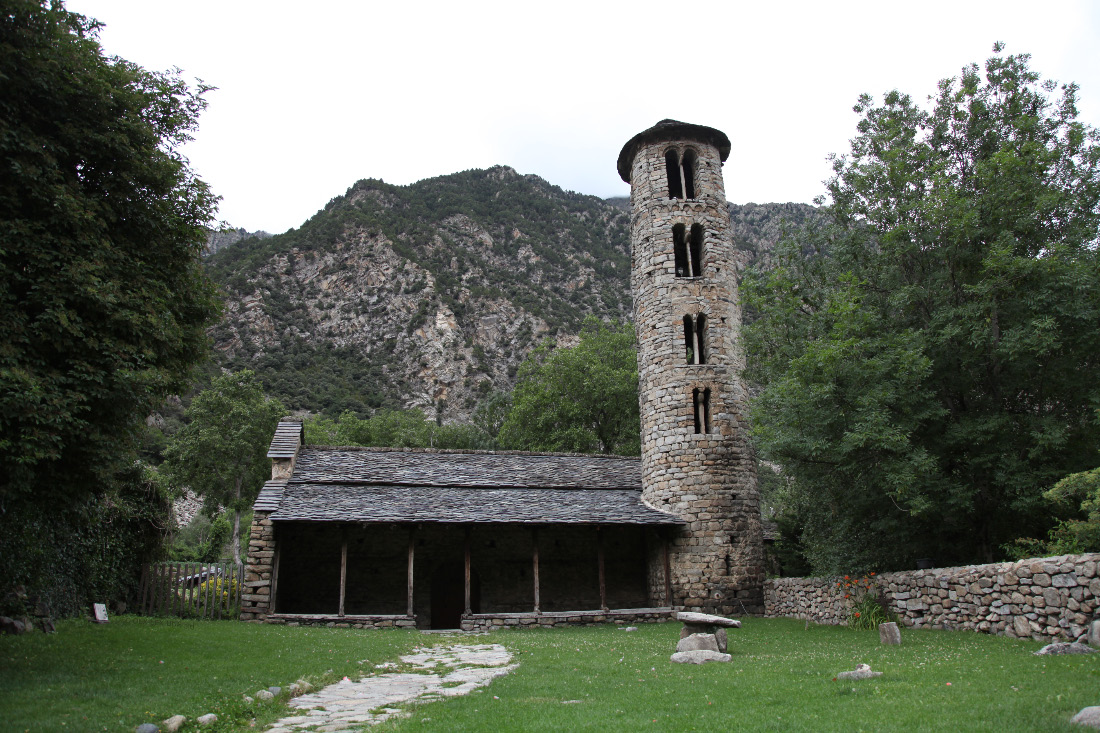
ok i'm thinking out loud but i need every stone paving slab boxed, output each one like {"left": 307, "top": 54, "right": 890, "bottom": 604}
{"left": 265, "top": 643, "right": 515, "bottom": 731}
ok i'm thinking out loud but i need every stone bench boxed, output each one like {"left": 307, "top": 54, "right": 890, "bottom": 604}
{"left": 675, "top": 611, "right": 741, "bottom": 654}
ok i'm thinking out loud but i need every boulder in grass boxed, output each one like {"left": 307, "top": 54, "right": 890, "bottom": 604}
{"left": 162, "top": 715, "right": 186, "bottom": 732}
{"left": 295, "top": 678, "right": 313, "bottom": 693}
{"left": 676, "top": 633, "right": 719, "bottom": 653}
{"left": 671, "top": 650, "right": 731, "bottom": 664}
{"left": 267, "top": 686, "right": 282, "bottom": 696}
{"left": 135, "top": 725, "right": 159, "bottom": 733}
{"left": 197, "top": 713, "right": 217, "bottom": 726}
{"left": 1071, "top": 706, "right": 1100, "bottom": 729}
{"left": 836, "top": 663, "right": 882, "bottom": 680}
{"left": 0, "top": 616, "right": 26, "bottom": 635}
{"left": 255, "top": 689, "right": 274, "bottom": 701}
{"left": 879, "top": 622, "right": 901, "bottom": 645}
{"left": 1035, "top": 642, "right": 1096, "bottom": 656}
{"left": 715, "top": 628, "right": 728, "bottom": 653}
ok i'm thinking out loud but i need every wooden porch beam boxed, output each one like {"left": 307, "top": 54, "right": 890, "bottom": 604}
{"left": 662, "top": 533, "right": 672, "bottom": 607}
{"left": 463, "top": 526, "right": 472, "bottom": 617}
{"left": 406, "top": 526, "right": 415, "bottom": 617}
{"left": 533, "top": 527, "right": 541, "bottom": 615}
{"left": 338, "top": 532, "right": 348, "bottom": 617}
{"left": 597, "top": 526, "right": 607, "bottom": 612}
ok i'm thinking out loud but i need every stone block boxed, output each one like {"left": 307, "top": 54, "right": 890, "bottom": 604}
{"left": 677, "top": 633, "right": 719, "bottom": 653}
{"left": 879, "top": 622, "right": 901, "bottom": 645}
{"left": 1052, "top": 573, "right": 1078, "bottom": 588}
{"left": 670, "top": 650, "right": 731, "bottom": 664}
{"left": 1012, "top": 615, "right": 1031, "bottom": 637}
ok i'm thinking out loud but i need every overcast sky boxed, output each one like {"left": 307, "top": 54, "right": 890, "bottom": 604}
{"left": 68, "top": 0, "right": 1100, "bottom": 234}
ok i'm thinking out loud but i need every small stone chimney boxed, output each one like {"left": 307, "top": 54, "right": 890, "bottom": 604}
{"left": 268, "top": 417, "right": 304, "bottom": 480}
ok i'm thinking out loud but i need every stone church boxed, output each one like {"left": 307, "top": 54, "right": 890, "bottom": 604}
{"left": 240, "top": 120, "right": 765, "bottom": 629}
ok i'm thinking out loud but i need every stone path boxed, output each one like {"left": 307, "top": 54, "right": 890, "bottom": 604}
{"left": 265, "top": 643, "right": 516, "bottom": 732}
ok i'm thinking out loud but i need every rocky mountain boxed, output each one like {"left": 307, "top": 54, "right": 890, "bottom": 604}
{"left": 205, "top": 227, "right": 272, "bottom": 256}
{"left": 205, "top": 166, "right": 815, "bottom": 422}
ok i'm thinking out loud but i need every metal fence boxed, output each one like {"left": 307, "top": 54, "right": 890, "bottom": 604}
{"left": 138, "top": 560, "right": 243, "bottom": 620}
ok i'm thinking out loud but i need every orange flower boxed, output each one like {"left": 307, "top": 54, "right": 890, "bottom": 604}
{"left": 844, "top": 575, "right": 850, "bottom": 580}
{"left": 854, "top": 612, "right": 861, "bottom": 617}
{"left": 870, "top": 572, "right": 876, "bottom": 576}
{"left": 845, "top": 593, "right": 850, "bottom": 599}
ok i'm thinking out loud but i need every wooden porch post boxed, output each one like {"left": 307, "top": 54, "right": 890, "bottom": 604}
{"left": 597, "top": 526, "right": 607, "bottom": 612}
{"left": 662, "top": 533, "right": 672, "bottom": 607}
{"left": 406, "top": 526, "right": 415, "bottom": 617}
{"left": 463, "top": 526, "right": 472, "bottom": 617}
{"left": 338, "top": 530, "right": 348, "bottom": 617}
{"left": 532, "top": 527, "right": 541, "bottom": 615}
{"left": 270, "top": 537, "right": 281, "bottom": 615}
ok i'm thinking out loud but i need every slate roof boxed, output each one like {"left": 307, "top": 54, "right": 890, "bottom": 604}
{"left": 291, "top": 447, "right": 641, "bottom": 489}
{"left": 272, "top": 485, "right": 681, "bottom": 525}
{"left": 255, "top": 446, "right": 683, "bottom": 526}
{"left": 267, "top": 420, "right": 304, "bottom": 458}
{"left": 254, "top": 481, "right": 285, "bottom": 512}
{"left": 617, "top": 119, "right": 731, "bottom": 182}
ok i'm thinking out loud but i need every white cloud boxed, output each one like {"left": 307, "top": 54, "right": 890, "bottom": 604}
{"left": 68, "top": 0, "right": 1100, "bottom": 232}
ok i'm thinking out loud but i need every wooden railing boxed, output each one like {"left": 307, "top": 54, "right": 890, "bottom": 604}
{"left": 137, "top": 561, "right": 243, "bottom": 620}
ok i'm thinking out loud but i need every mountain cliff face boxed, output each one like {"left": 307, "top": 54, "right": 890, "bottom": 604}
{"left": 205, "top": 166, "right": 815, "bottom": 422}
{"left": 205, "top": 227, "right": 272, "bottom": 256}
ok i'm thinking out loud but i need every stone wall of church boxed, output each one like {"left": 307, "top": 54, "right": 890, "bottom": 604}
{"left": 240, "top": 512, "right": 275, "bottom": 621}
{"left": 626, "top": 127, "right": 764, "bottom": 615}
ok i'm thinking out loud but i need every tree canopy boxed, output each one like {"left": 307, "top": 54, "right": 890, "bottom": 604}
{"left": 498, "top": 319, "right": 640, "bottom": 455}
{"left": 0, "top": 1, "right": 220, "bottom": 502}
{"left": 161, "top": 371, "right": 284, "bottom": 565}
{"left": 303, "top": 407, "right": 492, "bottom": 450}
{"left": 744, "top": 45, "right": 1100, "bottom": 573}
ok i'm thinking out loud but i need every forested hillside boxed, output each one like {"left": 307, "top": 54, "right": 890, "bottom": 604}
{"left": 205, "top": 166, "right": 814, "bottom": 421}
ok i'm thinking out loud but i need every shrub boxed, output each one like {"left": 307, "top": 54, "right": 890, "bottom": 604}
{"left": 836, "top": 573, "right": 897, "bottom": 630}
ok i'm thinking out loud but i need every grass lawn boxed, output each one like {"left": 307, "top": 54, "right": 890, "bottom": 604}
{"left": 2, "top": 616, "right": 1098, "bottom": 732}
{"left": 0, "top": 616, "right": 422, "bottom": 732}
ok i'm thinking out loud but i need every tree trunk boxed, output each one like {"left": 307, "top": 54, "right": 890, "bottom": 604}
{"left": 232, "top": 476, "right": 242, "bottom": 567}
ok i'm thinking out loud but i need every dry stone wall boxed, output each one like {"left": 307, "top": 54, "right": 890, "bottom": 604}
{"left": 240, "top": 512, "right": 275, "bottom": 621}
{"left": 765, "top": 553, "right": 1100, "bottom": 642}
{"left": 624, "top": 122, "right": 764, "bottom": 615}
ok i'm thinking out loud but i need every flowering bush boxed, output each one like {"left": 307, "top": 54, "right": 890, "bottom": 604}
{"left": 198, "top": 575, "right": 239, "bottom": 604}
{"left": 836, "top": 573, "right": 896, "bottom": 630}
{"left": 180, "top": 574, "right": 240, "bottom": 618}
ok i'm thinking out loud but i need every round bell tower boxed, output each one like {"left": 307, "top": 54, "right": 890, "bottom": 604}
{"left": 618, "top": 120, "right": 764, "bottom": 615}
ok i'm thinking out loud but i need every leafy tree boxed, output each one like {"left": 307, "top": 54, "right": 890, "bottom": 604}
{"left": 302, "top": 407, "right": 494, "bottom": 450}
{"left": 161, "top": 371, "right": 284, "bottom": 565}
{"left": 0, "top": 1, "right": 218, "bottom": 614}
{"left": 471, "top": 391, "right": 512, "bottom": 449}
{"left": 0, "top": 1, "right": 220, "bottom": 501}
{"left": 166, "top": 511, "right": 233, "bottom": 563}
{"left": 744, "top": 45, "right": 1100, "bottom": 573}
{"left": 1039, "top": 466, "right": 1100, "bottom": 554}
{"left": 499, "top": 319, "right": 640, "bottom": 455}
{"left": 1006, "top": 412, "right": 1100, "bottom": 558}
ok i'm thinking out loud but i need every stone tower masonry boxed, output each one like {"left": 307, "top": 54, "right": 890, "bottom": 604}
{"left": 617, "top": 120, "right": 764, "bottom": 615}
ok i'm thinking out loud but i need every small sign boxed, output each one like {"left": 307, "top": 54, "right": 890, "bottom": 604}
{"left": 93, "top": 603, "right": 109, "bottom": 624}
